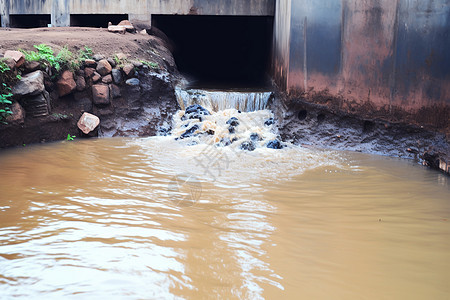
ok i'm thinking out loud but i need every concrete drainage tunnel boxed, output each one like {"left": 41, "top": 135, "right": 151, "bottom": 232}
{"left": 152, "top": 15, "right": 274, "bottom": 89}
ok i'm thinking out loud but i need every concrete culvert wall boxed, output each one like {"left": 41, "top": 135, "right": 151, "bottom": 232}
{"left": 152, "top": 15, "right": 274, "bottom": 88}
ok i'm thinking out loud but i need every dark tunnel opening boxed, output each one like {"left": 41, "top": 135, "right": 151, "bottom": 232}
{"left": 10, "top": 14, "right": 51, "bottom": 28}
{"left": 70, "top": 14, "right": 129, "bottom": 28}
{"left": 152, "top": 15, "right": 274, "bottom": 89}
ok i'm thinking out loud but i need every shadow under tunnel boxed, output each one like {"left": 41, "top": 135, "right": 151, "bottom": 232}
{"left": 152, "top": 15, "right": 274, "bottom": 89}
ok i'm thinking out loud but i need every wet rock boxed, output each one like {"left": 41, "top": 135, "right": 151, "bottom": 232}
{"left": 76, "top": 76, "right": 86, "bottom": 91}
{"left": 240, "top": 141, "right": 256, "bottom": 151}
{"left": 77, "top": 112, "right": 100, "bottom": 135}
{"left": 4, "top": 50, "right": 25, "bottom": 68}
{"left": 96, "top": 59, "right": 112, "bottom": 76}
{"left": 102, "top": 74, "right": 113, "bottom": 84}
{"left": 57, "top": 70, "right": 76, "bottom": 97}
{"left": 267, "top": 139, "right": 284, "bottom": 149}
{"left": 226, "top": 117, "right": 239, "bottom": 127}
{"left": 182, "top": 104, "right": 210, "bottom": 121}
{"left": 5, "top": 102, "right": 25, "bottom": 124}
{"left": 180, "top": 124, "right": 199, "bottom": 139}
{"left": 111, "top": 69, "right": 122, "bottom": 84}
{"left": 126, "top": 78, "right": 140, "bottom": 86}
{"left": 264, "top": 118, "right": 274, "bottom": 126}
{"left": 92, "top": 84, "right": 110, "bottom": 106}
{"left": 12, "top": 70, "right": 45, "bottom": 96}
{"left": 250, "top": 133, "right": 262, "bottom": 141}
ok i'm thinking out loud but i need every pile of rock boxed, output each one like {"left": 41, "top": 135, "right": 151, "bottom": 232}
{"left": 108, "top": 20, "right": 135, "bottom": 34}
{"left": 2, "top": 48, "right": 158, "bottom": 135}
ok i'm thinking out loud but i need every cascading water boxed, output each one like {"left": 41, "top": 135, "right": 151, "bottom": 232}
{"left": 175, "top": 88, "right": 273, "bottom": 112}
{"left": 173, "top": 87, "right": 281, "bottom": 151}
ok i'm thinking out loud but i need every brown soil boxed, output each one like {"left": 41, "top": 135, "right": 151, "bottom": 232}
{"left": 0, "top": 27, "right": 176, "bottom": 70}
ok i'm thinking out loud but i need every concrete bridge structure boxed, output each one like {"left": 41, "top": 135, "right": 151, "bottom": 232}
{"left": 1, "top": 0, "right": 449, "bottom": 130}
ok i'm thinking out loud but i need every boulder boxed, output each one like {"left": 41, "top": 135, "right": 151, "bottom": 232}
{"left": 2, "top": 57, "right": 16, "bottom": 69}
{"left": 84, "top": 67, "right": 95, "bottom": 78}
{"left": 4, "top": 50, "right": 25, "bottom": 68}
{"left": 12, "top": 70, "right": 45, "bottom": 96}
{"left": 92, "top": 72, "right": 101, "bottom": 83}
{"left": 5, "top": 102, "right": 25, "bottom": 124}
{"left": 84, "top": 59, "right": 96, "bottom": 67}
{"left": 23, "top": 61, "right": 41, "bottom": 73}
{"left": 107, "top": 57, "right": 116, "bottom": 68}
{"left": 125, "top": 78, "right": 140, "bottom": 86}
{"left": 92, "top": 84, "right": 110, "bottom": 106}
{"left": 76, "top": 76, "right": 86, "bottom": 91}
{"left": 57, "top": 70, "right": 76, "bottom": 97}
{"left": 118, "top": 20, "right": 135, "bottom": 32}
{"left": 111, "top": 69, "right": 122, "bottom": 84}
{"left": 77, "top": 112, "right": 100, "bottom": 135}
{"left": 102, "top": 74, "right": 113, "bottom": 84}
{"left": 22, "top": 91, "right": 51, "bottom": 118}
{"left": 96, "top": 59, "right": 112, "bottom": 76}
{"left": 92, "top": 54, "right": 105, "bottom": 61}
{"left": 122, "top": 63, "right": 135, "bottom": 77}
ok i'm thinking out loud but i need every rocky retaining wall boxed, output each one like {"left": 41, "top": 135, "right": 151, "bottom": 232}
{"left": 0, "top": 50, "right": 179, "bottom": 148}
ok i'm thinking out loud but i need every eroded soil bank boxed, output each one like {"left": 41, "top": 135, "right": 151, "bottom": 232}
{"left": 0, "top": 27, "right": 448, "bottom": 174}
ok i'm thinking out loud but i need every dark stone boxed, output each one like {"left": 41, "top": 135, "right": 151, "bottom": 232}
{"left": 228, "top": 126, "right": 235, "bottom": 134}
{"left": 180, "top": 124, "right": 199, "bottom": 139}
{"left": 240, "top": 141, "right": 256, "bottom": 151}
{"left": 185, "top": 104, "right": 210, "bottom": 115}
{"left": 226, "top": 117, "right": 239, "bottom": 127}
{"left": 111, "top": 69, "right": 122, "bottom": 84}
{"left": 267, "top": 139, "right": 284, "bottom": 149}
{"left": 182, "top": 104, "right": 210, "bottom": 121}
{"left": 250, "top": 133, "right": 261, "bottom": 141}
{"left": 264, "top": 118, "right": 274, "bottom": 126}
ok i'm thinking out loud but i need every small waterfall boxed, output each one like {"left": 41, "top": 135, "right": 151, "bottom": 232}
{"left": 175, "top": 88, "right": 273, "bottom": 112}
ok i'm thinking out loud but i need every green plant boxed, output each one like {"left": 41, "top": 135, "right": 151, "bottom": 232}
{"left": 0, "top": 61, "right": 14, "bottom": 123}
{"left": 140, "top": 60, "right": 159, "bottom": 70}
{"left": 56, "top": 46, "right": 80, "bottom": 71}
{"left": 21, "top": 44, "right": 61, "bottom": 71}
{"left": 0, "top": 83, "right": 13, "bottom": 123}
{"left": 78, "top": 46, "right": 93, "bottom": 60}
{"left": 66, "top": 134, "right": 76, "bottom": 141}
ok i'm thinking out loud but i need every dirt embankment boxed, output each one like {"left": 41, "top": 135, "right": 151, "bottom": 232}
{"left": 0, "top": 27, "right": 181, "bottom": 147}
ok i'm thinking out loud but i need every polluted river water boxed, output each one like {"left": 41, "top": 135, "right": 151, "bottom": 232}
{"left": 0, "top": 91, "right": 449, "bottom": 299}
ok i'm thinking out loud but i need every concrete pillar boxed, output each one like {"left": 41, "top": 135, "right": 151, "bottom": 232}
{"left": 129, "top": 13, "right": 152, "bottom": 28}
{"left": 0, "top": 0, "right": 10, "bottom": 27}
{"left": 51, "top": 0, "right": 70, "bottom": 27}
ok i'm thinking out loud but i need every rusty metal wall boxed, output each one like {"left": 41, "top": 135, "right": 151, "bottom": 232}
{"left": 274, "top": 0, "right": 450, "bottom": 129}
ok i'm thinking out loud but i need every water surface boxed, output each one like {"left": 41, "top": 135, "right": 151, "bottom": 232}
{"left": 0, "top": 137, "right": 449, "bottom": 299}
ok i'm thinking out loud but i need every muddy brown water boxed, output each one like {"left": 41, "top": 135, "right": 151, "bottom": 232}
{"left": 0, "top": 137, "right": 449, "bottom": 299}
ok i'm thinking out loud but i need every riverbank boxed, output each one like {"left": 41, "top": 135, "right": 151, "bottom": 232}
{"left": 0, "top": 27, "right": 448, "bottom": 175}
